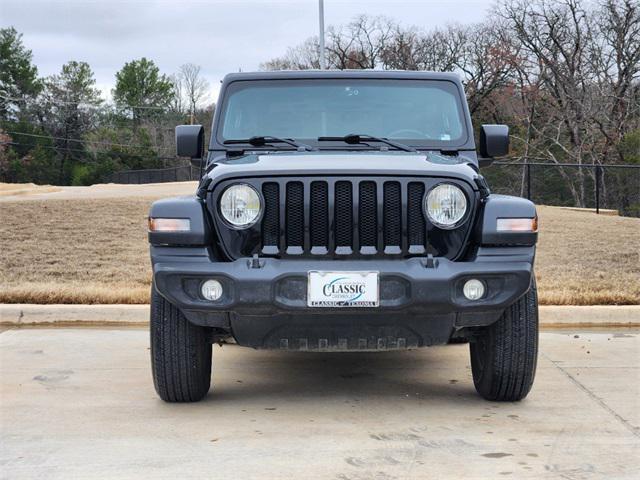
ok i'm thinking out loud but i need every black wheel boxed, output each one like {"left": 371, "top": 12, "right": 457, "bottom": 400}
{"left": 150, "top": 283, "right": 212, "bottom": 402}
{"left": 470, "top": 279, "right": 538, "bottom": 401}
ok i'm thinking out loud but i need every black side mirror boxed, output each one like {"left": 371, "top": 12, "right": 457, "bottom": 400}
{"left": 176, "top": 125, "right": 205, "bottom": 166}
{"left": 479, "top": 124, "right": 509, "bottom": 167}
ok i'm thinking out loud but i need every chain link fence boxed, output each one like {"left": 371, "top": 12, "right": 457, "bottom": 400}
{"left": 484, "top": 162, "right": 640, "bottom": 217}
{"left": 108, "top": 165, "right": 198, "bottom": 184}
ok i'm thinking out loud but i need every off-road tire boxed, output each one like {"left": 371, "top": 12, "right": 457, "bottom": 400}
{"left": 150, "top": 284, "right": 212, "bottom": 402}
{"left": 470, "top": 279, "right": 538, "bottom": 401}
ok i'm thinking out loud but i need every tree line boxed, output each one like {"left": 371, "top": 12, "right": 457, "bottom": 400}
{"left": 0, "top": 28, "right": 214, "bottom": 185}
{"left": 262, "top": 0, "right": 640, "bottom": 214}
{"left": 1, "top": 0, "right": 638, "bottom": 214}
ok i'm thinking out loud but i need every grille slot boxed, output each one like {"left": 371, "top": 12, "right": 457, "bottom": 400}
{"left": 383, "top": 182, "right": 402, "bottom": 247}
{"left": 310, "top": 181, "right": 329, "bottom": 249}
{"left": 358, "top": 181, "right": 378, "bottom": 249}
{"left": 407, "top": 182, "right": 426, "bottom": 253}
{"left": 262, "top": 183, "right": 280, "bottom": 248}
{"left": 285, "top": 182, "right": 304, "bottom": 250}
{"left": 334, "top": 181, "right": 353, "bottom": 248}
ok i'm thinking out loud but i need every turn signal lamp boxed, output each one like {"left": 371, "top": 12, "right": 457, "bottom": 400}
{"left": 496, "top": 217, "right": 538, "bottom": 232}
{"left": 148, "top": 218, "right": 191, "bottom": 232}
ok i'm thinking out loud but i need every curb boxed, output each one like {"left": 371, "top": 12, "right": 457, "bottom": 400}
{"left": 1, "top": 304, "right": 639, "bottom": 328}
{"left": 0, "top": 304, "right": 149, "bottom": 327}
{"left": 535, "top": 305, "right": 640, "bottom": 328}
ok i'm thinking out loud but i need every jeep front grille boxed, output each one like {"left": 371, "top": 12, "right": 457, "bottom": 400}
{"left": 260, "top": 178, "right": 428, "bottom": 257}
{"left": 209, "top": 176, "right": 475, "bottom": 260}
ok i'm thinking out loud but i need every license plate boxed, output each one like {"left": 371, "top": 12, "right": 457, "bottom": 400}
{"left": 307, "top": 271, "right": 379, "bottom": 307}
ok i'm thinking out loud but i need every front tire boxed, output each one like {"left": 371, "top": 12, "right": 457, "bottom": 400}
{"left": 150, "top": 283, "right": 212, "bottom": 402}
{"left": 470, "top": 279, "right": 538, "bottom": 401}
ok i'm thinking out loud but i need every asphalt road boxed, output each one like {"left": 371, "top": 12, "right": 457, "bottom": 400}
{"left": 1, "top": 328, "right": 638, "bottom": 479}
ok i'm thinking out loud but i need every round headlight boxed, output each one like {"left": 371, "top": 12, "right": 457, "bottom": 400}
{"left": 219, "top": 184, "right": 262, "bottom": 228}
{"left": 425, "top": 184, "right": 467, "bottom": 229}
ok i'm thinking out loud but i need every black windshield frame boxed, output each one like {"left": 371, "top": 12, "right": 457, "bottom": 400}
{"left": 212, "top": 75, "right": 474, "bottom": 152}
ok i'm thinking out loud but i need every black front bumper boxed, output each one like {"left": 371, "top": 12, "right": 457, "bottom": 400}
{"left": 151, "top": 246, "right": 535, "bottom": 349}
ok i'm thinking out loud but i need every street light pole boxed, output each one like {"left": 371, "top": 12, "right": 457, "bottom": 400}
{"left": 319, "top": 0, "right": 326, "bottom": 69}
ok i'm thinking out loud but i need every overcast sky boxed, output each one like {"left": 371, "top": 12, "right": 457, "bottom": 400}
{"left": 2, "top": 0, "right": 493, "bottom": 103}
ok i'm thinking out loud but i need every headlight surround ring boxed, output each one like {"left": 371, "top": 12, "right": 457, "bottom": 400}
{"left": 424, "top": 183, "right": 468, "bottom": 229}
{"left": 219, "top": 183, "right": 263, "bottom": 229}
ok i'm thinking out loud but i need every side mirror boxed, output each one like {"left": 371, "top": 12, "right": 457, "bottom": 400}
{"left": 176, "top": 125, "right": 205, "bottom": 166}
{"left": 479, "top": 124, "right": 509, "bottom": 166}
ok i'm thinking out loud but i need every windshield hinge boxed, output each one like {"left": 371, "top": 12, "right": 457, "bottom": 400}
{"left": 196, "top": 177, "right": 212, "bottom": 199}
{"left": 226, "top": 149, "right": 246, "bottom": 158}
{"left": 474, "top": 176, "right": 491, "bottom": 199}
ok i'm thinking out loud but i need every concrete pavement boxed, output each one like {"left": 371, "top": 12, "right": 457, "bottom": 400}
{"left": 1, "top": 328, "right": 639, "bottom": 479}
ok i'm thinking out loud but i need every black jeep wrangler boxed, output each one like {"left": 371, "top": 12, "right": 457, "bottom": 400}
{"left": 148, "top": 71, "right": 538, "bottom": 403}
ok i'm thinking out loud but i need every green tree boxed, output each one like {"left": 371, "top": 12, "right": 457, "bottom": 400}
{"left": 0, "top": 27, "right": 42, "bottom": 121}
{"left": 40, "top": 61, "right": 103, "bottom": 183}
{"left": 112, "top": 58, "right": 174, "bottom": 125}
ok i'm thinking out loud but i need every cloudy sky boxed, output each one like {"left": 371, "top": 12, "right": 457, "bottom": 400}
{"left": 2, "top": 0, "right": 493, "bottom": 103}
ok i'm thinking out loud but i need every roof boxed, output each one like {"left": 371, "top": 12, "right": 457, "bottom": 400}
{"left": 222, "top": 70, "right": 462, "bottom": 83}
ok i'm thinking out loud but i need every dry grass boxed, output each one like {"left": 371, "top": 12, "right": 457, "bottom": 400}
{"left": 535, "top": 206, "right": 639, "bottom": 305}
{"left": 0, "top": 198, "right": 152, "bottom": 304}
{"left": 0, "top": 198, "right": 638, "bottom": 305}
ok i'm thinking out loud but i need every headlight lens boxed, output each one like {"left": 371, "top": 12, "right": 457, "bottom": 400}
{"left": 219, "top": 184, "right": 262, "bottom": 228}
{"left": 425, "top": 184, "right": 467, "bottom": 229}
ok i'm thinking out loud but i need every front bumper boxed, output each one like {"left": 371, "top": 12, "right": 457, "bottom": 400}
{"left": 152, "top": 245, "right": 535, "bottom": 326}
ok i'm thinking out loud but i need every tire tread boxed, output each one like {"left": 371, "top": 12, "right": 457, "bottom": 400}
{"left": 150, "top": 285, "right": 212, "bottom": 402}
{"left": 471, "top": 280, "right": 538, "bottom": 401}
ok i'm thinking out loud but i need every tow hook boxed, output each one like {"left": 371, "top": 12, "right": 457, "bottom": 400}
{"left": 249, "top": 254, "right": 265, "bottom": 269}
{"left": 422, "top": 254, "right": 438, "bottom": 269}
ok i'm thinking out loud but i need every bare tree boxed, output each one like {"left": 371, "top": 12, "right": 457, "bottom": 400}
{"left": 260, "top": 37, "right": 322, "bottom": 70}
{"left": 497, "top": 0, "right": 599, "bottom": 206}
{"left": 169, "top": 73, "right": 185, "bottom": 115}
{"left": 381, "top": 24, "right": 464, "bottom": 71}
{"left": 178, "top": 63, "right": 210, "bottom": 124}
{"left": 589, "top": 0, "right": 640, "bottom": 210}
{"left": 326, "top": 16, "right": 395, "bottom": 69}
{"left": 590, "top": 0, "right": 640, "bottom": 162}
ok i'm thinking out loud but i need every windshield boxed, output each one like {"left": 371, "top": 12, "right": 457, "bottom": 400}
{"left": 218, "top": 79, "right": 468, "bottom": 148}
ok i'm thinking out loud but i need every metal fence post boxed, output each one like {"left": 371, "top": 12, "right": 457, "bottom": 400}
{"left": 595, "top": 165, "right": 601, "bottom": 214}
{"left": 526, "top": 163, "right": 532, "bottom": 200}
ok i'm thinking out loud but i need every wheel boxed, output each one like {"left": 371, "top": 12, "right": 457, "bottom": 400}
{"left": 150, "top": 283, "right": 212, "bottom": 402}
{"left": 470, "top": 278, "right": 538, "bottom": 401}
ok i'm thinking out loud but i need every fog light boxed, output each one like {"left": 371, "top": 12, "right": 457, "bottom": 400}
{"left": 463, "top": 279, "right": 485, "bottom": 300}
{"left": 201, "top": 279, "right": 223, "bottom": 301}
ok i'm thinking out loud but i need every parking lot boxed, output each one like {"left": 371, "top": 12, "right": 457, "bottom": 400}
{"left": 1, "top": 328, "right": 639, "bottom": 479}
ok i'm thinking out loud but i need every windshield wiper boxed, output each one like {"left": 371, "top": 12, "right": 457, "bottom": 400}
{"left": 318, "top": 134, "right": 416, "bottom": 152}
{"left": 224, "top": 136, "right": 314, "bottom": 151}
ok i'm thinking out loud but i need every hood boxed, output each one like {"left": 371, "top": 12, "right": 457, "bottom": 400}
{"left": 206, "top": 151, "right": 480, "bottom": 187}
